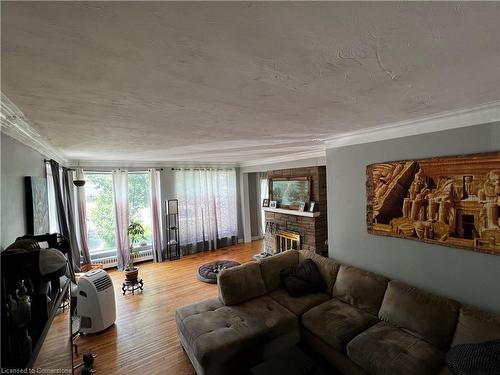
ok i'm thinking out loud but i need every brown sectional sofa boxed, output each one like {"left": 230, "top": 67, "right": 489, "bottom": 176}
{"left": 175, "top": 250, "right": 500, "bottom": 375}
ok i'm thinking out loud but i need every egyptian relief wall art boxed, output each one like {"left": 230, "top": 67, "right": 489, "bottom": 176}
{"left": 366, "top": 152, "right": 500, "bottom": 255}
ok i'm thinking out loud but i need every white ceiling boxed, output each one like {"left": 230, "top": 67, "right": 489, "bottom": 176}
{"left": 2, "top": 2, "right": 500, "bottom": 164}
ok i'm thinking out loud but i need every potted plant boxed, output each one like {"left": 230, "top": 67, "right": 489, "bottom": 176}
{"left": 125, "top": 221, "right": 145, "bottom": 281}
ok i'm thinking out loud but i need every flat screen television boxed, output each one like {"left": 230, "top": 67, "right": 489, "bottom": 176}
{"left": 269, "top": 177, "right": 310, "bottom": 209}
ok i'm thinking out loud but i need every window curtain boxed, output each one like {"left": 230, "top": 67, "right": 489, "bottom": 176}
{"left": 149, "top": 169, "right": 163, "bottom": 262}
{"left": 49, "top": 160, "right": 77, "bottom": 279}
{"left": 256, "top": 172, "right": 268, "bottom": 238}
{"left": 75, "top": 168, "right": 91, "bottom": 265}
{"left": 62, "top": 169, "right": 82, "bottom": 274}
{"left": 112, "top": 170, "right": 130, "bottom": 270}
{"left": 175, "top": 168, "right": 238, "bottom": 255}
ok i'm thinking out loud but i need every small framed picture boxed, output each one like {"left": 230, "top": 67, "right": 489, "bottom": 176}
{"left": 269, "top": 200, "right": 277, "bottom": 208}
{"left": 308, "top": 201, "right": 316, "bottom": 212}
{"left": 262, "top": 198, "right": 270, "bottom": 207}
{"left": 298, "top": 202, "right": 306, "bottom": 212}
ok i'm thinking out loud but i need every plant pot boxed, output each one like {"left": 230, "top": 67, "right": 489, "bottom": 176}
{"left": 124, "top": 267, "right": 139, "bottom": 282}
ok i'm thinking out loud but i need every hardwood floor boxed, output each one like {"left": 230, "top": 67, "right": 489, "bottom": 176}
{"left": 72, "top": 240, "right": 263, "bottom": 374}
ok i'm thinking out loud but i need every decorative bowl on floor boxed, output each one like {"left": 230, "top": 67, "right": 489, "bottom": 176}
{"left": 197, "top": 260, "right": 240, "bottom": 284}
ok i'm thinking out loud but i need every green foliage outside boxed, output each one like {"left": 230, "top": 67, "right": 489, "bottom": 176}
{"left": 128, "top": 174, "right": 152, "bottom": 243}
{"left": 86, "top": 173, "right": 152, "bottom": 251}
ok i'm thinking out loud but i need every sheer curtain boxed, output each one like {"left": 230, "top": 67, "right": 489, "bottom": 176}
{"left": 149, "top": 169, "right": 163, "bottom": 262}
{"left": 112, "top": 170, "right": 130, "bottom": 270}
{"left": 175, "top": 168, "right": 238, "bottom": 254}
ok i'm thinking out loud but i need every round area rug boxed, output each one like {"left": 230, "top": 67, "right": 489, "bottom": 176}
{"left": 197, "top": 260, "right": 241, "bottom": 284}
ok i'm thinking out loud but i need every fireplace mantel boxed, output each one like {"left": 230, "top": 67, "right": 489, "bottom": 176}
{"left": 263, "top": 207, "right": 320, "bottom": 218}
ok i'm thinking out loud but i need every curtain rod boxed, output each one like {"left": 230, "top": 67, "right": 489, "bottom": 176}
{"left": 171, "top": 167, "right": 235, "bottom": 171}
{"left": 44, "top": 159, "right": 75, "bottom": 171}
{"left": 44, "top": 160, "right": 163, "bottom": 171}
{"left": 69, "top": 169, "right": 164, "bottom": 173}
{"left": 84, "top": 168, "right": 164, "bottom": 172}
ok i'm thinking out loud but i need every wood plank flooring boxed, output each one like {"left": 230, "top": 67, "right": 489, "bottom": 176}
{"left": 71, "top": 240, "right": 263, "bottom": 374}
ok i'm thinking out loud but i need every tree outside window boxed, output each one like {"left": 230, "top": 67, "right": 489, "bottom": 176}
{"left": 128, "top": 173, "right": 152, "bottom": 245}
{"left": 84, "top": 172, "right": 152, "bottom": 255}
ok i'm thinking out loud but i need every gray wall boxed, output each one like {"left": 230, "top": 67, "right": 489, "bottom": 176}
{"left": 159, "top": 168, "right": 176, "bottom": 253}
{"left": 326, "top": 122, "right": 500, "bottom": 312}
{"left": 1, "top": 134, "right": 47, "bottom": 249}
{"left": 247, "top": 173, "right": 260, "bottom": 238}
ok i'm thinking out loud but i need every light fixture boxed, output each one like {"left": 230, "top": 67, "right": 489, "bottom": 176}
{"left": 73, "top": 166, "right": 86, "bottom": 187}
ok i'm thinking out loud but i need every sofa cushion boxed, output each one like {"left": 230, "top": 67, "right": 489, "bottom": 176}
{"left": 258, "top": 250, "right": 299, "bottom": 292}
{"left": 175, "top": 298, "right": 224, "bottom": 323}
{"left": 298, "top": 250, "right": 340, "bottom": 292}
{"left": 332, "top": 265, "right": 389, "bottom": 315}
{"left": 280, "top": 259, "right": 327, "bottom": 297}
{"left": 217, "top": 262, "right": 267, "bottom": 306}
{"left": 176, "top": 296, "right": 299, "bottom": 374}
{"left": 302, "top": 298, "right": 379, "bottom": 352}
{"left": 438, "top": 309, "right": 500, "bottom": 375}
{"left": 268, "top": 287, "right": 330, "bottom": 316}
{"left": 451, "top": 305, "right": 500, "bottom": 346}
{"left": 347, "top": 321, "right": 445, "bottom": 375}
{"left": 379, "top": 281, "right": 459, "bottom": 350}
{"left": 302, "top": 328, "right": 369, "bottom": 375}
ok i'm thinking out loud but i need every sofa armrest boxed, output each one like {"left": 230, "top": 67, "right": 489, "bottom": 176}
{"left": 218, "top": 262, "right": 267, "bottom": 305}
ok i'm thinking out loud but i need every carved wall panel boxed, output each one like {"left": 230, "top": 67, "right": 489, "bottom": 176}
{"left": 366, "top": 152, "right": 500, "bottom": 255}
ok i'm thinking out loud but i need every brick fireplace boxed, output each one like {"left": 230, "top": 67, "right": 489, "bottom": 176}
{"left": 264, "top": 166, "right": 328, "bottom": 255}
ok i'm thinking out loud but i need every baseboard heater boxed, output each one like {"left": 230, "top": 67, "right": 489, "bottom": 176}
{"left": 90, "top": 249, "right": 154, "bottom": 269}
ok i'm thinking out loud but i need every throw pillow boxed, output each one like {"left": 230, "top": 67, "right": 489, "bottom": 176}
{"left": 446, "top": 339, "right": 500, "bottom": 375}
{"left": 280, "top": 259, "right": 327, "bottom": 297}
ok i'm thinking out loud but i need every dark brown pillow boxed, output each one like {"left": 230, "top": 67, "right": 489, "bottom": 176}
{"left": 280, "top": 259, "right": 327, "bottom": 297}
{"left": 446, "top": 339, "right": 500, "bottom": 375}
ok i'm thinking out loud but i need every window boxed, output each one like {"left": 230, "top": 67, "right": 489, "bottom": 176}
{"left": 128, "top": 172, "right": 152, "bottom": 246}
{"left": 84, "top": 173, "right": 116, "bottom": 254}
{"left": 45, "top": 163, "right": 60, "bottom": 234}
{"left": 83, "top": 171, "right": 153, "bottom": 261}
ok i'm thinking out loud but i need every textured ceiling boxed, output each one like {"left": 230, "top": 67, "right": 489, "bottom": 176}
{"left": 2, "top": 2, "right": 499, "bottom": 163}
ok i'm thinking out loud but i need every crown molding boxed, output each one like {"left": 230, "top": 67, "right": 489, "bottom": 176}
{"left": 323, "top": 101, "right": 500, "bottom": 150}
{"left": 1, "top": 93, "right": 68, "bottom": 165}
{"left": 239, "top": 148, "right": 326, "bottom": 168}
{"left": 69, "top": 159, "right": 239, "bottom": 170}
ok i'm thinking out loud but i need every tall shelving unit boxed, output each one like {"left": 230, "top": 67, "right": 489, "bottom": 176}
{"left": 166, "top": 199, "right": 180, "bottom": 260}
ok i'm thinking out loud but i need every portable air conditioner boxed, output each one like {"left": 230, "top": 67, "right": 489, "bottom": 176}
{"left": 77, "top": 269, "right": 116, "bottom": 334}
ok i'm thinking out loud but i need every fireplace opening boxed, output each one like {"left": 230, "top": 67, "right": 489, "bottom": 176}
{"left": 275, "top": 230, "right": 301, "bottom": 253}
